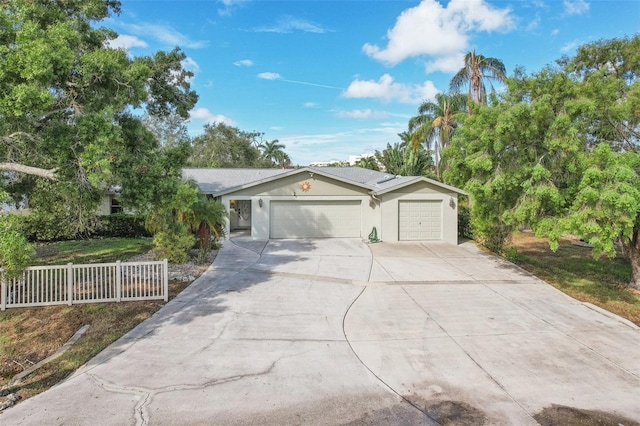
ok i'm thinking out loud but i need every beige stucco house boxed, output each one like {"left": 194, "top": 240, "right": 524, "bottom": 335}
{"left": 183, "top": 167, "right": 466, "bottom": 245}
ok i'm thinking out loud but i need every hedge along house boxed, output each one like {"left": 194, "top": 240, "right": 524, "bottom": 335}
{"left": 182, "top": 167, "right": 467, "bottom": 245}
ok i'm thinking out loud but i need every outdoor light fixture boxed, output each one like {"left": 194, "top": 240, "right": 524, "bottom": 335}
{"left": 449, "top": 197, "right": 456, "bottom": 209}
{"left": 258, "top": 198, "right": 263, "bottom": 208}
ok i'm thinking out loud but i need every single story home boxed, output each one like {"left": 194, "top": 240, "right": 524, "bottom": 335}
{"left": 182, "top": 167, "right": 467, "bottom": 245}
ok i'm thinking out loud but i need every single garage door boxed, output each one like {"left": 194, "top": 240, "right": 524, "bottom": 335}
{"left": 270, "top": 200, "right": 361, "bottom": 238}
{"left": 398, "top": 200, "right": 442, "bottom": 241}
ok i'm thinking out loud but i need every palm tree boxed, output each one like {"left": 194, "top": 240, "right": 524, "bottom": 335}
{"left": 261, "top": 139, "right": 287, "bottom": 167}
{"left": 185, "top": 196, "right": 227, "bottom": 249}
{"left": 450, "top": 50, "right": 506, "bottom": 111}
{"left": 409, "top": 92, "right": 467, "bottom": 178}
{"left": 274, "top": 151, "right": 291, "bottom": 169}
{"left": 358, "top": 155, "right": 379, "bottom": 171}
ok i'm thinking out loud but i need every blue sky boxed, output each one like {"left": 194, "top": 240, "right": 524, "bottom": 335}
{"left": 108, "top": 0, "right": 639, "bottom": 166}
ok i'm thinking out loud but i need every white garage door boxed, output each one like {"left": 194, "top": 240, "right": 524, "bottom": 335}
{"left": 398, "top": 200, "right": 442, "bottom": 241}
{"left": 270, "top": 200, "right": 361, "bottom": 238}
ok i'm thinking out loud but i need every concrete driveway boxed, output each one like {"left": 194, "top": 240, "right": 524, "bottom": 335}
{"left": 3, "top": 238, "right": 640, "bottom": 425}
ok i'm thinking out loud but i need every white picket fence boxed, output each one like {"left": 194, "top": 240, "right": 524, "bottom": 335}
{"left": 0, "top": 260, "right": 169, "bottom": 311}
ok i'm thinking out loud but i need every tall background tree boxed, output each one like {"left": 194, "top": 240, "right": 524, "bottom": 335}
{"left": 188, "top": 123, "right": 273, "bottom": 168}
{"left": 443, "top": 36, "right": 640, "bottom": 288}
{"left": 409, "top": 92, "right": 467, "bottom": 179}
{"left": 449, "top": 50, "right": 507, "bottom": 112}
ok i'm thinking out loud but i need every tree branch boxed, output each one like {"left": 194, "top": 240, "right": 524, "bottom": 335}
{"left": 0, "top": 163, "right": 57, "bottom": 180}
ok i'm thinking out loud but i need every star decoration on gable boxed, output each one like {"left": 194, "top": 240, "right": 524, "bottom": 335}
{"left": 300, "top": 181, "right": 311, "bottom": 192}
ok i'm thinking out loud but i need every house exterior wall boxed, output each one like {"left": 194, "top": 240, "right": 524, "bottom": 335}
{"left": 379, "top": 181, "right": 459, "bottom": 245}
{"left": 97, "top": 195, "right": 113, "bottom": 216}
{"left": 221, "top": 174, "right": 380, "bottom": 240}
{"left": 218, "top": 173, "right": 459, "bottom": 244}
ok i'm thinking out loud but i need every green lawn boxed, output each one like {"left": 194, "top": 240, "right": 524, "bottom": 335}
{"left": 34, "top": 238, "right": 154, "bottom": 265}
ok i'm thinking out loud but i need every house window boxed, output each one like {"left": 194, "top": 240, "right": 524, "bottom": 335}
{"left": 110, "top": 198, "right": 123, "bottom": 214}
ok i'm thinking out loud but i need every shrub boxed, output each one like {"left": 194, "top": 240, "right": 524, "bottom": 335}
{"left": 152, "top": 230, "right": 195, "bottom": 264}
{"left": 457, "top": 203, "right": 473, "bottom": 240}
{"left": 0, "top": 215, "right": 35, "bottom": 278}
{"left": 92, "top": 214, "right": 150, "bottom": 238}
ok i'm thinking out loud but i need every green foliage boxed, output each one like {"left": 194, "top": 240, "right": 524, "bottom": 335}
{"left": 358, "top": 156, "right": 379, "bottom": 171}
{"left": 449, "top": 50, "right": 507, "bottom": 106}
{"left": 443, "top": 36, "right": 640, "bottom": 286}
{"left": 457, "top": 203, "right": 473, "bottom": 240}
{"left": 374, "top": 140, "right": 435, "bottom": 177}
{"left": 409, "top": 92, "right": 467, "bottom": 178}
{"left": 19, "top": 179, "right": 102, "bottom": 241}
{"left": 0, "top": 215, "right": 35, "bottom": 279}
{"left": 93, "top": 214, "right": 150, "bottom": 238}
{"left": 189, "top": 123, "right": 272, "bottom": 168}
{"left": 152, "top": 231, "right": 195, "bottom": 264}
{"left": 0, "top": 0, "right": 197, "bottom": 245}
{"left": 260, "top": 139, "right": 290, "bottom": 168}
{"left": 146, "top": 181, "right": 227, "bottom": 262}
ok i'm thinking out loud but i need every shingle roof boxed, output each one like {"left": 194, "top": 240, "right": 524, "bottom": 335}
{"left": 182, "top": 168, "right": 291, "bottom": 195}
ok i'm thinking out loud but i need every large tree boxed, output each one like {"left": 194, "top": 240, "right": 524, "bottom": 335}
{"left": 409, "top": 92, "right": 467, "bottom": 179}
{"left": 449, "top": 50, "right": 507, "bottom": 112}
{"left": 443, "top": 36, "right": 640, "bottom": 288}
{"left": 0, "top": 0, "right": 197, "bottom": 211}
{"left": 189, "top": 123, "right": 272, "bottom": 168}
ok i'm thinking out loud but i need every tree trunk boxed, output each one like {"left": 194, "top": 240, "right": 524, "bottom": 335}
{"left": 626, "top": 228, "right": 640, "bottom": 290}
{"left": 0, "top": 162, "right": 57, "bottom": 180}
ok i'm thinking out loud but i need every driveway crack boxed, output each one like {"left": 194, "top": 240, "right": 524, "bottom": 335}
{"left": 341, "top": 286, "right": 440, "bottom": 424}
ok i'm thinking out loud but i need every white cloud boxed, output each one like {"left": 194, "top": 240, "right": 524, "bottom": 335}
{"left": 218, "top": 0, "right": 248, "bottom": 16}
{"left": 526, "top": 15, "right": 541, "bottom": 31}
{"left": 342, "top": 74, "right": 439, "bottom": 104}
{"left": 189, "top": 107, "right": 236, "bottom": 126}
{"left": 564, "top": 0, "right": 590, "bottom": 15}
{"left": 551, "top": 29, "right": 560, "bottom": 36}
{"left": 275, "top": 124, "right": 406, "bottom": 165}
{"left": 257, "top": 72, "right": 282, "bottom": 80}
{"left": 425, "top": 52, "right": 465, "bottom": 73}
{"left": 233, "top": 59, "right": 254, "bottom": 67}
{"left": 122, "top": 22, "right": 208, "bottom": 49}
{"left": 336, "top": 109, "right": 390, "bottom": 119}
{"left": 362, "top": 0, "right": 514, "bottom": 72}
{"left": 182, "top": 57, "right": 200, "bottom": 74}
{"left": 303, "top": 102, "right": 319, "bottom": 108}
{"left": 561, "top": 40, "right": 580, "bottom": 53}
{"left": 108, "top": 34, "right": 148, "bottom": 50}
{"left": 255, "top": 16, "right": 330, "bottom": 34}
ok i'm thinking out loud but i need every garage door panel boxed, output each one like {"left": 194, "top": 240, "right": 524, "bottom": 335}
{"left": 399, "top": 200, "right": 442, "bottom": 241}
{"left": 271, "top": 201, "right": 361, "bottom": 238}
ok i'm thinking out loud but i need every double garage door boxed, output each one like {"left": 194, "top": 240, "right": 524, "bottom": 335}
{"left": 270, "top": 200, "right": 361, "bottom": 238}
{"left": 398, "top": 200, "right": 442, "bottom": 241}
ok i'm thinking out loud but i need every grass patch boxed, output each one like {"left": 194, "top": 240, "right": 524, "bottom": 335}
{"left": 34, "top": 238, "right": 153, "bottom": 265}
{"left": 0, "top": 237, "right": 196, "bottom": 404}
{"left": 510, "top": 231, "right": 640, "bottom": 327}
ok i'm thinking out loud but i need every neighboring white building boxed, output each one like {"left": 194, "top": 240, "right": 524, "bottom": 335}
{"left": 348, "top": 153, "right": 375, "bottom": 166}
